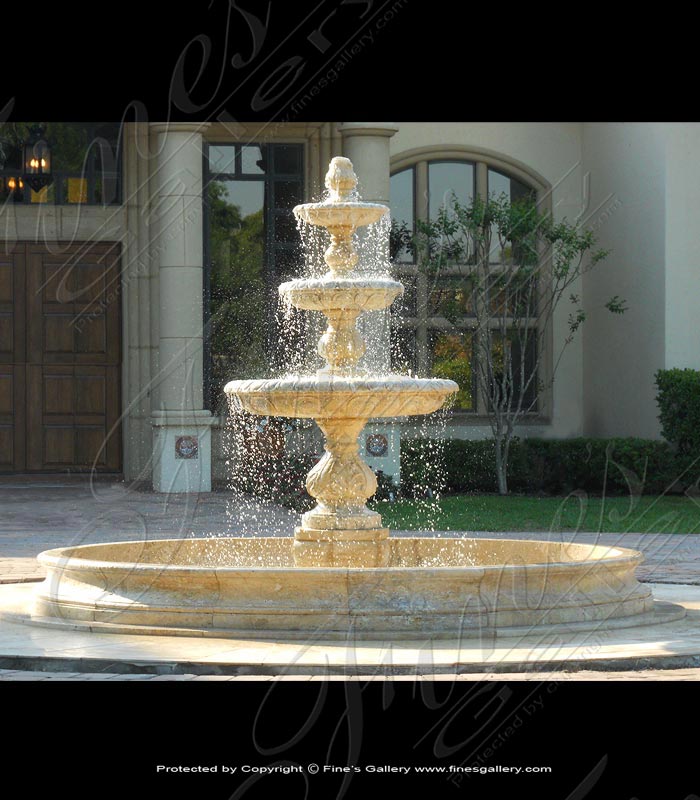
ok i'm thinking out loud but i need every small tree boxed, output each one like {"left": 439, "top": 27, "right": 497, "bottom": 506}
{"left": 413, "top": 193, "right": 626, "bottom": 494}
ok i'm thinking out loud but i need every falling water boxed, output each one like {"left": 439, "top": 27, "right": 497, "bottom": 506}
{"left": 221, "top": 162, "right": 456, "bottom": 560}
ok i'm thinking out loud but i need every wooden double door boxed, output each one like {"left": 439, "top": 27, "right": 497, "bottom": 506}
{"left": 0, "top": 242, "right": 122, "bottom": 473}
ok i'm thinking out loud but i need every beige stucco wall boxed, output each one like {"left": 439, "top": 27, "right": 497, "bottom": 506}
{"left": 581, "top": 123, "right": 679, "bottom": 439}
{"left": 387, "top": 122, "right": 587, "bottom": 442}
{"left": 664, "top": 124, "right": 700, "bottom": 371}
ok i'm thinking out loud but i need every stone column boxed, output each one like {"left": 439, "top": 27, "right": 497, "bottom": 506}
{"left": 339, "top": 122, "right": 401, "bottom": 484}
{"left": 149, "top": 122, "right": 214, "bottom": 493}
{"left": 339, "top": 122, "right": 398, "bottom": 207}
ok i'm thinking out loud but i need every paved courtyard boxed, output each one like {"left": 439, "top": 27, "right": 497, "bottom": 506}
{"left": 1, "top": 479, "right": 700, "bottom": 680}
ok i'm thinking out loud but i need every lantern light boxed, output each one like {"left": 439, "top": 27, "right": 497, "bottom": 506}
{"left": 23, "top": 124, "right": 52, "bottom": 193}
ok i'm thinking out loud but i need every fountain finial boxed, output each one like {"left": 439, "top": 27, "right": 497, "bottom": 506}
{"left": 325, "top": 156, "right": 357, "bottom": 202}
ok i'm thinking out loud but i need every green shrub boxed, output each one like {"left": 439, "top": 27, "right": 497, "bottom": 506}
{"left": 655, "top": 368, "right": 700, "bottom": 455}
{"left": 518, "top": 438, "right": 677, "bottom": 495}
{"left": 373, "top": 469, "right": 400, "bottom": 501}
{"left": 401, "top": 436, "right": 679, "bottom": 496}
{"left": 237, "top": 453, "right": 403, "bottom": 510}
{"left": 235, "top": 452, "right": 319, "bottom": 511}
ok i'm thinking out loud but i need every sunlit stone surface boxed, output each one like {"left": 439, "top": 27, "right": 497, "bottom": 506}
{"left": 33, "top": 538, "right": 655, "bottom": 637}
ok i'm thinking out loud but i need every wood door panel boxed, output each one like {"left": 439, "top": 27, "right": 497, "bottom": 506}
{"left": 0, "top": 364, "right": 26, "bottom": 471}
{"left": 0, "top": 242, "right": 122, "bottom": 473}
{"left": 27, "top": 364, "right": 121, "bottom": 471}
{"left": 0, "top": 246, "right": 24, "bottom": 364}
{"left": 0, "top": 259, "right": 13, "bottom": 359}
{"left": 27, "top": 244, "right": 121, "bottom": 366}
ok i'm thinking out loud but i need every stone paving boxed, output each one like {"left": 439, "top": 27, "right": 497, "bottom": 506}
{"left": 1, "top": 479, "right": 699, "bottom": 680}
{"left": 1, "top": 481, "right": 699, "bottom": 584}
{"left": 0, "top": 481, "right": 298, "bottom": 582}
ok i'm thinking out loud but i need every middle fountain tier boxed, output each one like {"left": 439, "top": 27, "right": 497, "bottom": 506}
{"left": 225, "top": 156, "right": 458, "bottom": 568}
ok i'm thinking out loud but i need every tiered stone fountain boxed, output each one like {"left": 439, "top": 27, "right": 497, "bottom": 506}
{"left": 226, "top": 156, "right": 457, "bottom": 569}
{"left": 27, "top": 157, "right": 664, "bottom": 640}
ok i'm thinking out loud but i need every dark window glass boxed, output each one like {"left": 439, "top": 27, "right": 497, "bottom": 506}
{"left": 274, "top": 180, "right": 301, "bottom": 209}
{"left": 95, "top": 173, "right": 120, "bottom": 206}
{"left": 60, "top": 176, "right": 88, "bottom": 204}
{"left": 389, "top": 168, "right": 414, "bottom": 263}
{"left": 273, "top": 211, "right": 296, "bottom": 243}
{"left": 388, "top": 157, "right": 540, "bottom": 415}
{"left": 274, "top": 145, "right": 300, "bottom": 174}
{"left": 487, "top": 270, "right": 537, "bottom": 317}
{"left": 490, "top": 331, "right": 538, "bottom": 411}
{"left": 488, "top": 168, "right": 533, "bottom": 203}
{"left": 206, "top": 142, "right": 304, "bottom": 410}
{"left": 428, "top": 162, "right": 475, "bottom": 263}
{"left": 428, "top": 275, "right": 474, "bottom": 317}
{"left": 274, "top": 248, "right": 302, "bottom": 282}
{"left": 429, "top": 330, "right": 474, "bottom": 411}
{"left": 429, "top": 162, "right": 474, "bottom": 220}
{"left": 390, "top": 327, "right": 417, "bottom": 374}
{"left": 488, "top": 168, "right": 536, "bottom": 264}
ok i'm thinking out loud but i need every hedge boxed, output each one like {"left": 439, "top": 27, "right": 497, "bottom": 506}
{"left": 655, "top": 368, "right": 700, "bottom": 455}
{"left": 234, "top": 438, "right": 699, "bottom": 509}
{"left": 400, "top": 437, "right": 686, "bottom": 496}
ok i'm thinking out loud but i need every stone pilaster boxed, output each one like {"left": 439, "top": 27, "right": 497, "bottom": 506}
{"left": 339, "top": 123, "right": 401, "bottom": 483}
{"left": 339, "top": 123, "right": 398, "bottom": 204}
{"left": 149, "top": 122, "right": 214, "bottom": 492}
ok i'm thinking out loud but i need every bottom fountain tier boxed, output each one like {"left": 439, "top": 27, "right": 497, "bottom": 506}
{"left": 30, "top": 537, "right": 665, "bottom": 639}
{"left": 226, "top": 374, "right": 458, "bottom": 567}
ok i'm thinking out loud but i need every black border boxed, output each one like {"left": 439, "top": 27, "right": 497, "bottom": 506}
{"left": 2, "top": 3, "right": 697, "bottom": 797}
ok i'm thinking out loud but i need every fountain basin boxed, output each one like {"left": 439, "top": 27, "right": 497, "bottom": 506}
{"left": 31, "top": 537, "right": 655, "bottom": 638}
{"left": 225, "top": 375, "right": 458, "bottom": 419}
{"left": 279, "top": 277, "right": 403, "bottom": 312}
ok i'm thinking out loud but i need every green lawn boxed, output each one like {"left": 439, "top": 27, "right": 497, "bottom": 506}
{"left": 369, "top": 494, "right": 700, "bottom": 534}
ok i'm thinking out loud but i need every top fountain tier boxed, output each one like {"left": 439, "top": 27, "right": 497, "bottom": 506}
{"left": 294, "top": 201, "right": 388, "bottom": 231}
{"left": 292, "top": 156, "right": 389, "bottom": 279}
{"left": 293, "top": 155, "right": 388, "bottom": 231}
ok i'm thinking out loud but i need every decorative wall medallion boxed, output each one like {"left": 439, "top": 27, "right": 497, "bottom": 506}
{"left": 366, "top": 433, "right": 388, "bottom": 457}
{"left": 175, "top": 435, "right": 198, "bottom": 459}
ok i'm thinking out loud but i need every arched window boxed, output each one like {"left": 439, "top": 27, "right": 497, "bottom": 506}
{"left": 389, "top": 151, "right": 548, "bottom": 416}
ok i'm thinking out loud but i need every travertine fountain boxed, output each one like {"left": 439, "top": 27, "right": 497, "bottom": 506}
{"left": 27, "top": 157, "right": 666, "bottom": 639}
{"left": 226, "top": 156, "right": 457, "bottom": 569}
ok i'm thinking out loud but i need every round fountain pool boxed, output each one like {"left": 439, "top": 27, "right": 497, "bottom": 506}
{"left": 28, "top": 537, "right": 663, "bottom": 639}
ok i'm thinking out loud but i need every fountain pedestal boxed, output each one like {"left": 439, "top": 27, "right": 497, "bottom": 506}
{"left": 294, "top": 417, "right": 390, "bottom": 567}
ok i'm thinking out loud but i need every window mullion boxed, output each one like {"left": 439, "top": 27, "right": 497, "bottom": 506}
{"left": 415, "top": 160, "right": 429, "bottom": 375}
{"left": 474, "top": 161, "right": 489, "bottom": 416}
{"left": 476, "top": 161, "right": 488, "bottom": 201}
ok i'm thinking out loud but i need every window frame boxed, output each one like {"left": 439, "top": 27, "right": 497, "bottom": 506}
{"left": 390, "top": 146, "right": 553, "bottom": 422}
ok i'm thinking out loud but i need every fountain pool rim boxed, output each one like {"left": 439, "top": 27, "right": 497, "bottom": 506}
{"left": 36, "top": 536, "right": 645, "bottom": 574}
{"left": 27, "top": 536, "right": 661, "bottom": 639}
